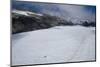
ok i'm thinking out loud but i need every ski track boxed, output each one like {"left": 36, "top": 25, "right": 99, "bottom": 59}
{"left": 12, "top": 26, "right": 95, "bottom": 65}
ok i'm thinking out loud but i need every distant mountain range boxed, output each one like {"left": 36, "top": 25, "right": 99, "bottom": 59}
{"left": 12, "top": 10, "right": 96, "bottom": 34}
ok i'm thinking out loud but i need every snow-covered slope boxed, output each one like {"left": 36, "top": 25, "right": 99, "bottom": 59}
{"left": 12, "top": 26, "right": 95, "bottom": 66}
{"left": 12, "top": 10, "right": 43, "bottom": 16}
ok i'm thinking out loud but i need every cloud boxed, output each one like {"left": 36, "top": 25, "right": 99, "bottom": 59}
{"left": 41, "top": 4, "right": 95, "bottom": 23}
{"left": 12, "top": 1, "right": 96, "bottom": 23}
{"left": 58, "top": 5, "right": 95, "bottom": 21}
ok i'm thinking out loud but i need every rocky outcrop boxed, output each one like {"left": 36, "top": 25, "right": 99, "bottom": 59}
{"left": 12, "top": 10, "right": 95, "bottom": 34}
{"left": 12, "top": 10, "right": 71, "bottom": 34}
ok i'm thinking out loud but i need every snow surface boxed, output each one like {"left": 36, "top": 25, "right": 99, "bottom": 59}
{"left": 12, "top": 26, "right": 95, "bottom": 66}
{"left": 12, "top": 10, "right": 43, "bottom": 16}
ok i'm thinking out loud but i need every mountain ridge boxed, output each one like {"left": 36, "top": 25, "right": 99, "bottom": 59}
{"left": 12, "top": 10, "right": 95, "bottom": 34}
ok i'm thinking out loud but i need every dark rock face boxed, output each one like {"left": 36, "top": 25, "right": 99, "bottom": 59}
{"left": 82, "top": 21, "right": 96, "bottom": 27}
{"left": 12, "top": 10, "right": 96, "bottom": 34}
{"left": 12, "top": 11, "right": 70, "bottom": 34}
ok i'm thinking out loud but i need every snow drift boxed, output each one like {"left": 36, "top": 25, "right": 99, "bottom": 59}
{"left": 12, "top": 26, "right": 96, "bottom": 66}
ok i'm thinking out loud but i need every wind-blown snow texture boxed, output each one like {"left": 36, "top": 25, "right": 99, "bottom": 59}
{"left": 12, "top": 26, "right": 95, "bottom": 66}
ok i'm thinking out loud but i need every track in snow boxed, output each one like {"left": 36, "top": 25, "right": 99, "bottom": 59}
{"left": 12, "top": 26, "right": 95, "bottom": 66}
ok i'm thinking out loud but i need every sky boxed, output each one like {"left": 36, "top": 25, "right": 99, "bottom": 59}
{"left": 12, "top": 0, "right": 96, "bottom": 23}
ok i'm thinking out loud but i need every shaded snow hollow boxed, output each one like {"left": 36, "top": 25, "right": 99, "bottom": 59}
{"left": 12, "top": 26, "right": 95, "bottom": 66}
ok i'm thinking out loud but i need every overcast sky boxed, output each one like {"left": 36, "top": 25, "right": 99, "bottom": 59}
{"left": 12, "top": 0, "right": 96, "bottom": 23}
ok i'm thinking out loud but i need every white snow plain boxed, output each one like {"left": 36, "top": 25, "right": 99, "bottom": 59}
{"left": 12, "top": 26, "right": 96, "bottom": 66}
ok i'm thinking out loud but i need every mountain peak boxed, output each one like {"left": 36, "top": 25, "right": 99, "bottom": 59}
{"left": 12, "top": 10, "right": 43, "bottom": 17}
